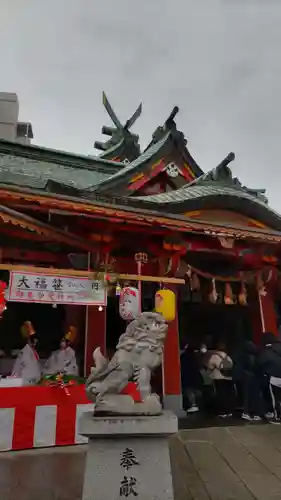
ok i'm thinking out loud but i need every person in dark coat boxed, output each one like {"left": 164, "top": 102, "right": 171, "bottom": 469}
{"left": 231, "top": 343, "right": 249, "bottom": 411}
{"left": 258, "top": 332, "right": 281, "bottom": 422}
{"left": 240, "top": 341, "right": 266, "bottom": 421}
{"left": 181, "top": 341, "right": 203, "bottom": 413}
{"left": 259, "top": 333, "right": 281, "bottom": 377}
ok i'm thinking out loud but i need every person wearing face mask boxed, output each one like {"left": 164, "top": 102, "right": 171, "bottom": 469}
{"left": 43, "top": 326, "right": 79, "bottom": 376}
{"left": 200, "top": 343, "right": 207, "bottom": 355}
{"left": 198, "top": 341, "right": 216, "bottom": 411}
{"left": 206, "top": 340, "right": 235, "bottom": 418}
{"left": 198, "top": 342, "right": 209, "bottom": 377}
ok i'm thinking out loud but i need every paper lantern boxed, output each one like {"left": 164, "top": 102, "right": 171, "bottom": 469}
{"left": 155, "top": 289, "right": 175, "bottom": 322}
{"left": 191, "top": 273, "right": 200, "bottom": 291}
{"left": 119, "top": 286, "right": 140, "bottom": 320}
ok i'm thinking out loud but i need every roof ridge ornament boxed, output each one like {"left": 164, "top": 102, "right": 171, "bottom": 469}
{"left": 94, "top": 92, "right": 142, "bottom": 154}
{"left": 165, "top": 106, "right": 179, "bottom": 126}
{"left": 184, "top": 152, "right": 236, "bottom": 188}
{"left": 102, "top": 91, "right": 123, "bottom": 130}
{"left": 207, "top": 152, "right": 236, "bottom": 182}
{"left": 216, "top": 152, "right": 235, "bottom": 170}
{"left": 191, "top": 151, "right": 268, "bottom": 203}
{"left": 152, "top": 106, "right": 180, "bottom": 143}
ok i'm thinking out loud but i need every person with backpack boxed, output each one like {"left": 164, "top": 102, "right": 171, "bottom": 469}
{"left": 207, "top": 340, "right": 235, "bottom": 418}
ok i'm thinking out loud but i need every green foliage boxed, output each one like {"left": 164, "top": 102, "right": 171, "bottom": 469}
{"left": 38, "top": 374, "right": 86, "bottom": 385}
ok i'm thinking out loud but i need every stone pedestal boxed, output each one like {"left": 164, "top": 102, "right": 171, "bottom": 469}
{"left": 163, "top": 394, "right": 186, "bottom": 418}
{"left": 79, "top": 410, "right": 178, "bottom": 500}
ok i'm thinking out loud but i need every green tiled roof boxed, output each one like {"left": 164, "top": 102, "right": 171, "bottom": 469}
{"left": 130, "top": 181, "right": 281, "bottom": 230}
{"left": 135, "top": 183, "right": 269, "bottom": 207}
{"left": 0, "top": 131, "right": 171, "bottom": 194}
{"left": 0, "top": 153, "right": 110, "bottom": 190}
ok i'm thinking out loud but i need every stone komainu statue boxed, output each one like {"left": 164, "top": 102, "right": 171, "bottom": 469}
{"left": 85, "top": 312, "right": 168, "bottom": 415}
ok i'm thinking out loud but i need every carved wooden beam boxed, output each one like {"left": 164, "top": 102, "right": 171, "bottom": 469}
{"left": 0, "top": 263, "right": 185, "bottom": 284}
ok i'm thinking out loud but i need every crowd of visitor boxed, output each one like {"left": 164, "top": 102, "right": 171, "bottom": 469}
{"left": 180, "top": 332, "right": 281, "bottom": 424}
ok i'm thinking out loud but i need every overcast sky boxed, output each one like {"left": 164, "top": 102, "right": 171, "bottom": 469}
{"left": 1, "top": 0, "right": 281, "bottom": 210}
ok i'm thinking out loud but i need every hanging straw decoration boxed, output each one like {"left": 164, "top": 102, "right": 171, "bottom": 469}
{"left": 185, "top": 265, "right": 192, "bottom": 279}
{"left": 238, "top": 281, "right": 247, "bottom": 306}
{"left": 208, "top": 278, "right": 217, "bottom": 303}
{"left": 191, "top": 273, "right": 200, "bottom": 291}
{"left": 224, "top": 282, "right": 234, "bottom": 305}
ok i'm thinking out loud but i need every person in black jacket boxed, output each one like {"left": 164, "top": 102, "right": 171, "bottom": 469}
{"left": 181, "top": 341, "right": 203, "bottom": 413}
{"left": 231, "top": 342, "right": 249, "bottom": 412}
{"left": 240, "top": 341, "right": 266, "bottom": 421}
{"left": 258, "top": 332, "right": 281, "bottom": 423}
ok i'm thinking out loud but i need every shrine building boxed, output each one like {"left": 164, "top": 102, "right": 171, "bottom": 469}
{"left": 0, "top": 92, "right": 281, "bottom": 415}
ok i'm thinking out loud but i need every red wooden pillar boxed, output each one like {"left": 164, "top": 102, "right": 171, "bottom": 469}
{"left": 162, "top": 285, "right": 184, "bottom": 415}
{"left": 84, "top": 305, "right": 106, "bottom": 376}
{"left": 64, "top": 305, "right": 85, "bottom": 335}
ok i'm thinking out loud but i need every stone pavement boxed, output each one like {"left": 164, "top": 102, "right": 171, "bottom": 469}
{"left": 0, "top": 445, "right": 86, "bottom": 500}
{"left": 1, "top": 425, "right": 281, "bottom": 499}
{"left": 171, "top": 425, "right": 281, "bottom": 500}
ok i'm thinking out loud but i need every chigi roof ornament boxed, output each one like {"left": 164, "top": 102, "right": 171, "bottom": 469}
{"left": 94, "top": 92, "right": 142, "bottom": 156}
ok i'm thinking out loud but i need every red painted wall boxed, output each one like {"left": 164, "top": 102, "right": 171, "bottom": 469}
{"left": 162, "top": 285, "right": 182, "bottom": 396}
{"left": 63, "top": 305, "right": 85, "bottom": 335}
{"left": 84, "top": 306, "right": 106, "bottom": 376}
